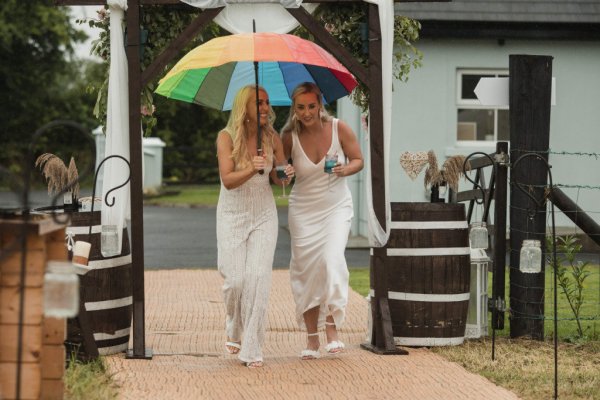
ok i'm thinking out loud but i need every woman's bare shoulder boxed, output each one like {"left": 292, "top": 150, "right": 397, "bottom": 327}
{"left": 336, "top": 118, "right": 356, "bottom": 137}
{"left": 216, "top": 130, "right": 233, "bottom": 151}
{"left": 217, "top": 129, "right": 232, "bottom": 140}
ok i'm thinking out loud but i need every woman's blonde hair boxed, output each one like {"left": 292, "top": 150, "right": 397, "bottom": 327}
{"left": 223, "top": 85, "right": 276, "bottom": 170}
{"left": 281, "top": 82, "right": 332, "bottom": 136}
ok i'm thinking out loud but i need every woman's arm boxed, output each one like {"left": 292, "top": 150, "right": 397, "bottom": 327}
{"left": 334, "top": 119, "right": 364, "bottom": 177}
{"left": 217, "top": 131, "right": 265, "bottom": 190}
{"left": 281, "top": 130, "right": 293, "bottom": 160}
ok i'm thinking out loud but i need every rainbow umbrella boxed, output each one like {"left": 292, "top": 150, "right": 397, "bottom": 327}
{"left": 155, "top": 32, "right": 358, "bottom": 111}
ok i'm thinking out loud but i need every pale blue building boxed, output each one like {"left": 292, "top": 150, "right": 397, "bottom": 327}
{"left": 342, "top": 0, "right": 600, "bottom": 240}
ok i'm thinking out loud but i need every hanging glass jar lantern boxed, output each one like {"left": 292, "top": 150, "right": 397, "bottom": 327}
{"left": 519, "top": 239, "right": 542, "bottom": 273}
{"left": 469, "top": 222, "right": 489, "bottom": 250}
{"left": 101, "top": 224, "right": 120, "bottom": 257}
{"left": 43, "top": 261, "right": 79, "bottom": 318}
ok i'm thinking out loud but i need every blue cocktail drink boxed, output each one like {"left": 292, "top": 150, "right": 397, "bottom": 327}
{"left": 324, "top": 154, "right": 338, "bottom": 174}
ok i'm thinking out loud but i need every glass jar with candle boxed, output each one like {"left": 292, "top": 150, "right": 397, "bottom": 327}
{"left": 43, "top": 261, "right": 79, "bottom": 318}
{"left": 520, "top": 239, "right": 542, "bottom": 273}
{"left": 469, "top": 222, "right": 488, "bottom": 250}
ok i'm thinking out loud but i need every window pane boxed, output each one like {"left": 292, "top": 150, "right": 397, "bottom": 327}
{"left": 461, "top": 74, "right": 493, "bottom": 100}
{"left": 498, "top": 109, "right": 509, "bottom": 140}
{"left": 457, "top": 109, "right": 494, "bottom": 140}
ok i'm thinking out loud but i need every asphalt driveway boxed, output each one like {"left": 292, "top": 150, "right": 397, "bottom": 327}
{"left": 142, "top": 205, "right": 370, "bottom": 269}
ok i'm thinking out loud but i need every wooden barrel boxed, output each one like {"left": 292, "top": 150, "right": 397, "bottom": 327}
{"left": 65, "top": 211, "right": 132, "bottom": 356}
{"left": 372, "top": 202, "right": 470, "bottom": 346}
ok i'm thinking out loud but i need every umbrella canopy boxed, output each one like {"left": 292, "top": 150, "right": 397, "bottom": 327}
{"left": 155, "top": 32, "right": 358, "bottom": 110}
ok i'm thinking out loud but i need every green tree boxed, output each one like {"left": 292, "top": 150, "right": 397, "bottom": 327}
{"left": 0, "top": 1, "right": 97, "bottom": 177}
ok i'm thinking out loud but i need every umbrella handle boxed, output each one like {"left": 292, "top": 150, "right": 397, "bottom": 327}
{"left": 258, "top": 148, "right": 264, "bottom": 175}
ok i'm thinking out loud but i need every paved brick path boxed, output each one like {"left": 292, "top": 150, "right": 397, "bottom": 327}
{"left": 105, "top": 270, "right": 519, "bottom": 399}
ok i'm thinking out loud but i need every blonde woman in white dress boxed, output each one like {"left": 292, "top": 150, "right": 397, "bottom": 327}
{"left": 216, "top": 85, "right": 293, "bottom": 368}
{"left": 281, "top": 82, "right": 364, "bottom": 359}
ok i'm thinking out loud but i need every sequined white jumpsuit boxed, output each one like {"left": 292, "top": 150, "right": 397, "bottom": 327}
{"left": 216, "top": 156, "right": 278, "bottom": 363}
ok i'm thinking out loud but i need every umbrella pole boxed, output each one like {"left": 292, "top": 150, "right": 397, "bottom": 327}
{"left": 253, "top": 20, "right": 264, "bottom": 174}
{"left": 254, "top": 64, "right": 263, "bottom": 173}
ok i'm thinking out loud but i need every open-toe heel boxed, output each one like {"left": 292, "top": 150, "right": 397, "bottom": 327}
{"left": 324, "top": 321, "right": 344, "bottom": 354}
{"left": 244, "top": 361, "right": 264, "bottom": 368}
{"left": 325, "top": 340, "right": 345, "bottom": 354}
{"left": 225, "top": 340, "right": 241, "bottom": 354}
{"left": 300, "top": 332, "right": 320, "bottom": 360}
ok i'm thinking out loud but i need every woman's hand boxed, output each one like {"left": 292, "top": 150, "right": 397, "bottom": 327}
{"left": 284, "top": 164, "right": 295, "bottom": 182}
{"left": 251, "top": 155, "right": 267, "bottom": 172}
{"left": 332, "top": 162, "right": 347, "bottom": 177}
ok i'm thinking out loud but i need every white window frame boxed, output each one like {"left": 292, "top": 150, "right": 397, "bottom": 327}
{"left": 456, "top": 69, "right": 509, "bottom": 145}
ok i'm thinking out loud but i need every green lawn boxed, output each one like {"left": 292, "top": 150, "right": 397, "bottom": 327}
{"left": 145, "top": 184, "right": 291, "bottom": 207}
{"left": 348, "top": 267, "right": 370, "bottom": 297}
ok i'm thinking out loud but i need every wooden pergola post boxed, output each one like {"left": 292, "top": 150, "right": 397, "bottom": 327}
{"left": 509, "top": 54, "right": 553, "bottom": 340}
{"left": 54, "top": 0, "right": 445, "bottom": 359}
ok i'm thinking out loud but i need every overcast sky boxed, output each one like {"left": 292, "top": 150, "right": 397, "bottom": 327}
{"left": 68, "top": 5, "right": 103, "bottom": 61}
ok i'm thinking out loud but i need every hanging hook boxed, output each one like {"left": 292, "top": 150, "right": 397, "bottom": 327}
{"left": 87, "top": 155, "right": 131, "bottom": 243}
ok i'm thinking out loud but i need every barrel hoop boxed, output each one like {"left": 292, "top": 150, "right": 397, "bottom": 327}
{"left": 85, "top": 295, "right": 133, "bottom": 311}
{"left": 98, "top": 342, "right": 128, "bottom": 355}
{"left": 66, "top": 225, "right": 102, "bottom": 235}
{"left": 93, "top": 327, "right": 131, "bottom": 341}
{"left": 387, "top": 247, "right": 470, "bottom": 256}
{"left": 394, "top": 336, "right": 465, "bottom": 346}
{"left": 369, "top": 290, "right": 470, "bottom": 302}
{"left": 390, "top": 221, "right": 468, "bottom": 229}
{"left": 87, "top": 254, "right": 132, "bottom": 269}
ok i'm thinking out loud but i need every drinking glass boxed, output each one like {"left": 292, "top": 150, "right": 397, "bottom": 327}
{"left": 275, "top": 162, "right": 288, "bottom": 198}
{"left": 324, "top": 153, "right": 338, "bottom": 191}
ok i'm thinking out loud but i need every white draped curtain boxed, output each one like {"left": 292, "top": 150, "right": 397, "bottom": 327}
{"left": 363, "top": 0, "right": 393, "bottom": 247}
{"left": 102, "top": 0, "right": 131, "bottom": 254}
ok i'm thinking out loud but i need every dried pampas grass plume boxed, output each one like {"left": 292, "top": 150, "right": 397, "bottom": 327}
{"left": 442, "top": 155, "right": 470, "bottom": 191}
{"left": 423, "top": 150, "right": 471, "bottom": 191}
{"left": 424, "top": 150, "right": 443, "bottom": 188}
{"left": 35, "top": 153, "right": 79, "bottom": 196}
{"left": 67, "top": 156, "right": 80, "bottom": 198}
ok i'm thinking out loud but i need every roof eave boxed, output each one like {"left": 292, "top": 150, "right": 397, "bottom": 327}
{"left": 416, "top": 20, "right": 600, "bottom": 41}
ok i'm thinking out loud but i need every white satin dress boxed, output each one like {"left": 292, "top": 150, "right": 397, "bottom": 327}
{"left": 288, "top": 119, "right": 353, "bottom": 330}
{"left": 216, "top": 152, "right": 278, "bottom": 363}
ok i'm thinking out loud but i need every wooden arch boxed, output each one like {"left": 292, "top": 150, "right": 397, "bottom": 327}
{"left": 54, "top": 0, "right": 443, "bottom": 359}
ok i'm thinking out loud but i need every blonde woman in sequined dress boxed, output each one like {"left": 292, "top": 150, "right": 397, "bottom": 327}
{"left": 216, "top": 85, "right": 293, "bottom": 368}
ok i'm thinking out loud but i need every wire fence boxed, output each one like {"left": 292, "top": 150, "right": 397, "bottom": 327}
{"left": 500, "top": 148, "right": 600, "bottom": 340}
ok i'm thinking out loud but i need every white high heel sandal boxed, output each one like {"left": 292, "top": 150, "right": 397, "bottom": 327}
{"left": 324, "top": 322, "right": 345, "bottom": 354}
{"left": 300, "top": 332, "right": 321, "bottom": 360}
